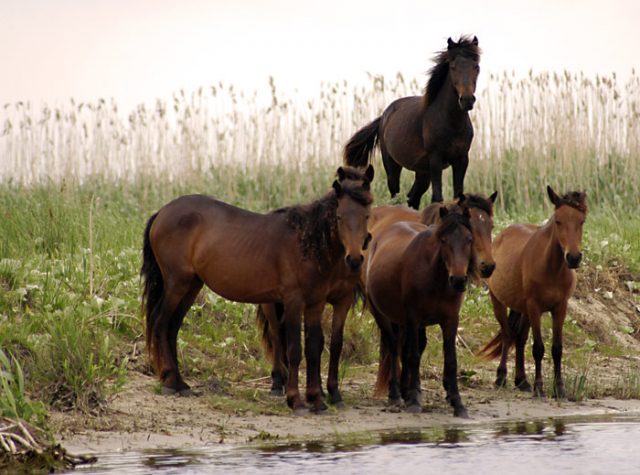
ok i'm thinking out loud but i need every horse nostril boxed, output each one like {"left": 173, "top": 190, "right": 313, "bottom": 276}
{"left": 345, "top": 255, "right": 363, "bottom": 272}
{"left": 565, "top": 252, "right": 583, "bottom": 269}
{"left": 448, "top": 275, "right": 468, "bottom": 292}
{"left": 480, "top": 262, "right": 496, "bottom": 278}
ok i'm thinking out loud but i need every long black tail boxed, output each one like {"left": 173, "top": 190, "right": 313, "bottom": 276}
{"left": 141, "top": 212, "right": 163, "bottom": 370}
{"left": 478, "top": 310, "right": 526, "bottom": 360}
{"left": 256, "top": 303, "right": 287, "bottom": 367}
{"left": 343, "top": 116, "right": 382, "bottom": 167}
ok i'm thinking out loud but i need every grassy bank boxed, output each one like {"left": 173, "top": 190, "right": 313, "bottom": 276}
{"left": 0, "top": 166, "right": 638, "bottom": 430}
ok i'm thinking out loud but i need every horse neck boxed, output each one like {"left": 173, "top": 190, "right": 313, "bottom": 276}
{"left": 424, "top": 73, "right": 467, "bottom": 122}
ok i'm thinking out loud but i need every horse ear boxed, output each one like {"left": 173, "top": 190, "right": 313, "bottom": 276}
{"left": 472, "top": 36, "right": 479, "bottom": 45}
{"left": 489, "top": 191, "right": 498, "bottom": 203}
{"left": 336, "top": 167, "right": 346, "bottom": 182}
{"left": 463, "top": 207, "right": 471, "bottom": 219}
{"left": 333, "top": 180, "right": 343, "bottom": 197}
{"left": 447, "top": 37, "right": 455, "bottom": 49}
{"left": 439, "top": 206, "right": 449, "bottom": 219}
{"left": 547, "top": 185, "right": 561, "bottom": 207}
{"left": 364, "top": 164, "right": 375, "bottom": 183}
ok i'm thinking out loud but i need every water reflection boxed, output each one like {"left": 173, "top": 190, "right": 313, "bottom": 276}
{"left": 71, "top": 414, "right": 640, "bottom": 475}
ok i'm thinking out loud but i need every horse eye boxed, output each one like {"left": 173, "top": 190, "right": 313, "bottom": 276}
{"left": 555, "top": 220, "right": 561, "bottom": 225}
{"left": 475, "top": 65, "right": 480, "bottom": 72}
{"left": 336, "top": 215, "right": 343, "bottom": 221}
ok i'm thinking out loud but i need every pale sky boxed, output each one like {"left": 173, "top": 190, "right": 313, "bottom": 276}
{"left": 1, "top": 0, "right": 638, "bottom": 111}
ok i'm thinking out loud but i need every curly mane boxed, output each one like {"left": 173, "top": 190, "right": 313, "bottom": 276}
{"left": 277, "top": 170, "right": 373, "bottom": 272}
{"left": 558, "top": 191, "right": 588, "bottom": 214}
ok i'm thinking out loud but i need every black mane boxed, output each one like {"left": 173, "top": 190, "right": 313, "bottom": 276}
{"left": 424, "top": 35, "right": 481, "bottom": 107}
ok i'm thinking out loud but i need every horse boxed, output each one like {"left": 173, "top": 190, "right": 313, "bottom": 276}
{"left": 141, "top": 165, "right": 374, "bottom": 414}
{"left": 369, "top": 191, "right": 497, "bottom": 279}
{"left": 344, "top": 35, "right": 481, "bottom": 209}
{"left": 478, "top": 186, "right": 587, "bottom": 398}
{"left": 366, "top": 208, "right": 475, "bottom": 417}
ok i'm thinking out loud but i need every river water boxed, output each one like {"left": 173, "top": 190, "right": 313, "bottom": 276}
{"left": 68, "top": 414, "right": 640, "bottom": 475}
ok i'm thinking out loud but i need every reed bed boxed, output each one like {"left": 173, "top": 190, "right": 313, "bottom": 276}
{"left": 1, "top": 71, "right": 638, "bottom": 212}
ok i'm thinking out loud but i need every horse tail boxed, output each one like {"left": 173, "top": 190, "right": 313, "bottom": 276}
{"left": 141, "top": 212, "right": 163, "bottom": 372}
{"left": 343, "top": 116, "right": 381, "bottom": 167}
{"left": 257, "top": 305, "right": 275, "bottom": 365}
{"left": 374, "top": 333, "right": 392, "bottom": 397}
{"left": 477, "top": 310, "right": 524, "bottom": 360}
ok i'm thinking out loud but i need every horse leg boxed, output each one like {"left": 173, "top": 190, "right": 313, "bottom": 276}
{"left": 153, "top": 276, "right": 198, "bottom": 394}
{"left": 166, "top": 278, "right": 203, "bottom": 395}
{"left": 326, "top": 296, "right": 352, "bottom": 408}
{"left": 381, "top": 147, "right": 402, "bottom": 198}
{"left": 513, "top": 312, "right": 532, "bottom": 392}
{"left": 304, "top": 302, "right": 328, "bottom": 413}
{"left": 528, "top": 305, "right": 545, "bottom": 398}
{"left": 452, "top": 152, "right": 469, "bottom": 199}
{"left": 428, "top": 153, "right": 444, "bottom": 203}
{"left": 403, "top": 311, "right": 421, "bottom": 413}
{"left": 415, "top": 326, "right": 427, "bottom": 401}
{"left": 282, "top": 299, "right": 307, "bottom": 413}
{"left": 441, "top": 315, "right": 468, "bottom": 418}
{"left": 407, "top": 172, "right": 431, "bottom": 210}
{"left": 262, "top": 303, "right": 287, "bottom": 396}
{"left": 489, "top": 292, "right": 510, "bottom": 388}
{"left": 551, "top": 302, "right": 568, "bottom": 399}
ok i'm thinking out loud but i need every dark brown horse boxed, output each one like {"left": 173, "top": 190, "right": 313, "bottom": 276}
{"left": 344, "top": 36, "right": 481, "bottom": 209}
{"left": 479, "top": 187, "right": 587, "bottom": 398}
{"left": 366, "top": 209, "right": 475, "bottom": 417}
{"left": 141, "top": 166, "right": 374, "bottom": 414}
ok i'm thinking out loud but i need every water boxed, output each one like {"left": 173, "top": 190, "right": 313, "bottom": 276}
{"left": 68, "top": 415, "right": 640, "bottom": 475}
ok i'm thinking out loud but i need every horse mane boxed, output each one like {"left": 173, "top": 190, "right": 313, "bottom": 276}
{"left": 557, "top": 191, "right": 588, "bottom": 214}
{"left": 459, "top": 193, "right": 494, "bottom": 216}
{"left": 423, "top": 35, "right": 482, "bottom": 108}
{"left": 435, "top": 211, "right": 477, "bottom": 278}
{"left": 277, "top": 172, "right": 373, "bottom": 271}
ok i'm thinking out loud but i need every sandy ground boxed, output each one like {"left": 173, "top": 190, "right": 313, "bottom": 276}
{"left": 51, "top": 371, "right": 640, "bottom": 455}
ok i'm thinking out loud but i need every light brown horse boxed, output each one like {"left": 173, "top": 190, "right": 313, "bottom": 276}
{"left": 344, "top": 36, "right": 481, "bottom": 208}
{"left": 141, "top": 166, "right": 373, "bottom": 413}
{"left": 479, "top": 187, "right": 587, "bottom": 398}
{"left": 366, "top": 208, "right": 475, "bottom": 416}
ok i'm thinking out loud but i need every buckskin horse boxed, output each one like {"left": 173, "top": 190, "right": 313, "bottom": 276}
{"left": 479, "top": 187, "right": 587, "bottom": 398}
{"left": 141, "top": 165, "right": 374, "bottom": 414}
{"left": 344, "top": 35, "right": 481, "bottom": 208}
{"left": 366, "top": 208, "right": 475, "bottom": 417}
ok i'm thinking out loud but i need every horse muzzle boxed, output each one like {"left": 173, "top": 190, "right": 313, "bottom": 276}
{"left": 345, "top": 254, "right": 364, "bottom": 273}
{"left": 565, "top": 251, "right": 583, "bottom": 269}
{"left": 458, "top": 95, "right": 476, "bottom": 111}
{"left": 479, "top": 262, "right": 496, "bottom": 278}
{"left": 448, "top": 275, "right": 468, "bottom": 293}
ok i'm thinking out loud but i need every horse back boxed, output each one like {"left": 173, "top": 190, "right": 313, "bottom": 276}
{"left": 370, "top": 205, "right": 421, "bottom": 236}
{"left": 151, "top": 195, "right": 300, "bottom": 303}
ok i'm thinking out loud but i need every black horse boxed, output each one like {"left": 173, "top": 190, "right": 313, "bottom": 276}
{"left": 344, "top": 36, "right": 481, "bottom": 209}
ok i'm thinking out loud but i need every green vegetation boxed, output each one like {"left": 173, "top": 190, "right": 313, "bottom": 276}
{"left": 0, "top": 71, "right": 639, "bottom": 426}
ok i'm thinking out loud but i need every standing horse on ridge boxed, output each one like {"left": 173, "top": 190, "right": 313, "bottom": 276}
{"left": 344, "top": 35, "right": 481, "bottom": 209}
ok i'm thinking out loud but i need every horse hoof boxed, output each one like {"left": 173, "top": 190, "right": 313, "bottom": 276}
{"left": 494, "top": 378, "right": 507, "bottom": 389}
{"left": 405, "top": 403, "right": 422, "bottom": 414}
{"left": 533, "top": 388, "right": 546, "bottom": 399}
{"left": 388, "top": 397, "right": 402, "bottom": 407}
{"left": 516, "top": 380, "right": 532, "bottom": 392}
{"left": 293, "top": 407, "right": 310, "bottom": 417}
{"left": 178, "top": 388, "right": 195, "bottom": 397}
{"left": 333, "top": 400, "right": 346, "bottom": 410}
{"left": 454, "top": 406, "right": 470, "bottom": 419}
{"left": 161, "top": 386, "right": 177, "bottom": 396}
{"left": 269, "top": 388, "right": 284, "bottom": 397}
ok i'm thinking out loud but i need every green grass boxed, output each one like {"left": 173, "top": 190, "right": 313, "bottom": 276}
{"left": 0, "top": 165, "right": 638, "bottom": 424}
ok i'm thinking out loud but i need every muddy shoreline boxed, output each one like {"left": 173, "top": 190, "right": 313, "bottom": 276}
{"left": 51, "top": 371, "right": 640, "bottom": 455}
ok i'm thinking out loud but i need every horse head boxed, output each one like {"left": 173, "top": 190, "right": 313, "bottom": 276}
{"left": 547, "top": 186, "right": 587, "bottom": 269}
{"left": 333, "top": 165, "right": 374, "bottom": 273}
{"left": 437, "top": 207, "right": 474, "bottom": 292}
{"left": 447, "top": 36, "right": 481, "bottom": 111}
{"left": 458, "top": 191, "right": 498, "bottom": 278}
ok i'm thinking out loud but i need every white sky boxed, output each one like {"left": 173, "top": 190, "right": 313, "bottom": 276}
{"left": 1, "top": 0, "right": 638, "bottom": 111}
